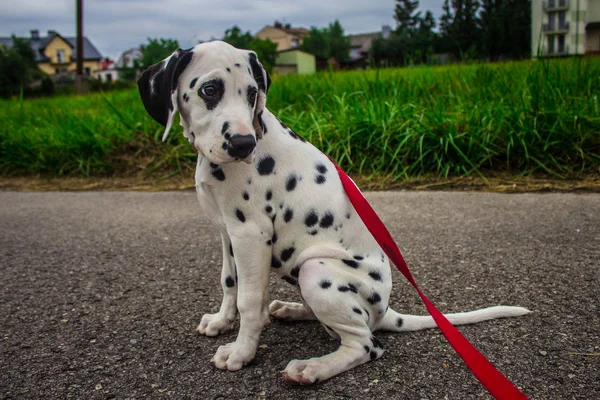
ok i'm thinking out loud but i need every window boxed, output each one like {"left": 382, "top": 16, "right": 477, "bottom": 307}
{"left": 106, "top": 73, "right": 113, "bottom": 83}
{"left": 547, "top": 36, "right": 555, "bottom": 54}
{"left": 547, "top": 13, "right": 555, "bottom": 30}
{"left": 84, "top": 67, "right": 91, "bottom": 76}
{"left": 291, "top": 38, "right": 299, "bottom": 48}
{"left": 56, "top": 49, "right": 65, "bottom": 63}
{"left": 558, "top": 11, "right": 566, "bottom": 29}
{"left": 557, "top": 35, "right": 565, "bottom": 53}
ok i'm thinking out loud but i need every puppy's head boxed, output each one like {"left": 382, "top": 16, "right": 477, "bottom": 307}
{"left": 138, "top": 41, "right": 271, "bottom": 164}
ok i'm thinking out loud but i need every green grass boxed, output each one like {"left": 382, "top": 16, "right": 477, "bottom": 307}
{"left": 1, "top": 58, "right": 599, "bottom": 180}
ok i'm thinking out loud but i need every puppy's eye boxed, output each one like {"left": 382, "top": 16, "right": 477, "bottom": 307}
{"left": 201, "top": 84, "right": 217, "bottom": 98}
{"left": 247, "top": 86, "right": 258, "bottom": 107}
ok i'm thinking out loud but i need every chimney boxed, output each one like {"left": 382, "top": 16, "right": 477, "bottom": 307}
{"left": 30, "top": 29, "right": 39, "bottom": 40}
{"left": 382, "top": 25, "right": 391, "bottom": 39}
{"left": 47, "top": 30, "right": 57, "bottom": 37}
{"left": 274, "top": 21, "right": 283, "bottom": 29}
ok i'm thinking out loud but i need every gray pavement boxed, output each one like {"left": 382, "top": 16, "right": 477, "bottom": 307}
{"left": 1, "top": 191, "right": 598, "bottom": 400}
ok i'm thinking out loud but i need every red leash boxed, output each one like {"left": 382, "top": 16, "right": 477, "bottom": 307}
{"left": 331, "top": 160, "right": 528, "bottom": 400}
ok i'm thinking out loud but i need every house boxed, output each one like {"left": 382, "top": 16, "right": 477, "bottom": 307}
{"left": 274, "top": 48, "right": 316, "bottom": 75}
{"left": 115, "top": 47, "right": 142, "bottom": 69}
{"left": 345, "top": 26, "right": 391, "bottom": 68}
{"left": 531, "top": 0, "right": 600, "bottom": 57}
{"left": 95, "top": 58, "right": 119, "bottom": 83}
{"left": 255, "top": 21, "right": 310, "bottom": 51}
{"left": 0, "top": 29, "right": 102, "bottom": 75}
{"left": 255, "top": 21, "right": 315, "bottom": 75}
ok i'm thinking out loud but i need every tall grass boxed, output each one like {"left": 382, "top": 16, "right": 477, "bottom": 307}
{"left": 0, "top": 58, "right": 598, "bottom": 179}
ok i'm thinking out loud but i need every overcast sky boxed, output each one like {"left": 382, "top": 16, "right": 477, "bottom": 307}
{"left": 0, "top": 0, "right": 444, "bottom": 59}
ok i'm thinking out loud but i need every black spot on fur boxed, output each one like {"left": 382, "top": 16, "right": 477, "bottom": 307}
{"left": 370, "top": 351, "right": 377, "bottom": 360}
{"left": 316, "top": 163, "right": 328, "bottom": 174}
{"left": 221, "top": 142, "right": 228, "bottom": 150}
{"left": 211, "top": 168, "right": 226, "bottom": 181}
{"left": 257, "top": 156, "right": 276, "bottom": 175}
{"left": 235, "top": 209, "right": 246, "bottom": 223}
{"left": 243, "top": 191, "right": 249, "bottom": 201}
{"left": 209, "top": 162, "right": 219, "bottom": 169}
{"left": 364, "top": 345, "right": 370, "bottom": 353}
{"left": 238, "top": 88, "right": 242, "bottom": 95}
{"left": 271, "top": 232, "right": 278, "bottom": 244}
{"left": 368, "top": 271, "right": 382, "bottom": 281}
{"left": 367, "top": 292, "right": 382, "bottom": 304}
{"left": 319, "top": 212, "right": 334, "bottom": 228}
{"left": 248, "top": 53, "right": 268, "bottom": 92}
{"left": 265, "top": 205, "right": 273, "bottom": 214}
{"left": 346, "top": 212, "right": 351, "bottom": 219}
{"left": 371, "top": 336, "right": 383, "bottom": 349}
{"left": 282, "top": 275, "right": 297, "bottom": 286}
{"left": 182, "top": 93, "right": 189, "bottom": 102}
{"left": 225, "top": 276, "right": 235, "bottom": 288}
{"left": 315, "top": 174, "right": 326, "bottom": 184}
{"left": 338, "top": 284, "right": 357, "bottom": 294}
{"left": 281, "top": 247, "right": 296, "bottom": 262}
{"left": 285, "top": 174, "right": 297, "bottom": 191}
{"left": 247, "top": 85, "right": 258, "bottom": 107}
{"left": 189, "top": 77, "right": 198, "bottom": 89}
{"left": 226, "top": 67, "right": 231, "bottom": 72}
{"left": 247, "top": 178, "right": 252, "bottom": 184}
{"left": 342, "top": 259, "right": 359, "bottom": 268}
{"left": 290, "top": 266, "right": 300, "bottom": 278}
{"left": 271, "top": 256, "right": 282, "bottom": 269}
{"left": 353, "top": 255, "right": 364, "bottom": 260}
{"left": 284, "top": 208, "right": 293, "bottom": 222}
{"left": 265, "top": 190, "right": 272, "bottom": 201}
{"left": 308, "top": 230, "right": 318, "bottom": 235}
{"left": 304, "top": 210, "right": 318, "bottom": 227}
{"left": 229, "top": 243, "right": 233, "bottom": 257}
{"left": 222, "top": 121, "right": 230, "bottom": 135}
{"left": 266, "top": 239, "right": 272, "bottom": 246}
{"left": 320, "top": 280, "right": 332, "bottom": 289}
{"left": 352, "top": 307, "right": 362, "bottom": 315}
{"left": 235, "top": 63, "right": 241, "bottom": 68}
{"left": 396, "top": 317, "right": 403, "bottom": 328}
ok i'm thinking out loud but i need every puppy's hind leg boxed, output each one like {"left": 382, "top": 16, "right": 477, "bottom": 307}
{"left": 198, "top": 232, "right": 238, "bottom": 336}
{"left": 281, "top": 258, "right": 383, "bottom": 385}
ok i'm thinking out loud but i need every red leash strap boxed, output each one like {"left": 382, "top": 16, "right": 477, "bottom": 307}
{"left": 331, "top": 161, "right": 528, "bottom": 400}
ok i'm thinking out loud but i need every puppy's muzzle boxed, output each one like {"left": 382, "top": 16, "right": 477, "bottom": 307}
{"left": 228, "top": 134, "right": 256, "bottom": 159}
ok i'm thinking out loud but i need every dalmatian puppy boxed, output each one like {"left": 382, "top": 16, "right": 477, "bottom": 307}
{"left": 138, "top": 41, "right": 530, "bottom": 384}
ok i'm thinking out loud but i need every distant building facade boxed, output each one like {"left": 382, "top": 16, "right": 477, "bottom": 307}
{"left": 255, "top": 21, "right": 315, "bottom": 75}
{"left": 346, "top": 25, "right": 391, "bottom": 68}
{"left": 531, "top": 0, "right": 600, "bottom": 56}
{"left": 0, "top": 29, "right": 102, "bottom": 75}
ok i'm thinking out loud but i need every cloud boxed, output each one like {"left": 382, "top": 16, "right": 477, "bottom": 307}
{"left": 0, "top": 0, "right": 444, "bottom": 59}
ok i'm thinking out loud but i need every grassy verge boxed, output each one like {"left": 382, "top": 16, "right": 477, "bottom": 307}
{"left": 1, "top": 58, "right": 599, "bottom": 183}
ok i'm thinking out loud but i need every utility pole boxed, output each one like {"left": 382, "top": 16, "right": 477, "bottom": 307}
{"left": 74, "top": 0, "right": 88, "bottom": 94}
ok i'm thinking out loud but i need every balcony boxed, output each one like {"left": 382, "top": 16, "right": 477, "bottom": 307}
{"left": 542, "top": 22, "right": 570, "bottom": 33}
{"left": 542, "top": 45, "right": 570, "bottom": 56}
{"left": 543, "top": 0, "right": 569, "bottom": 11}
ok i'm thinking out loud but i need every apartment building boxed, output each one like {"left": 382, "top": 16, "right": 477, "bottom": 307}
{"left": 532, "top": 0, "right": 600, "bottom": 56}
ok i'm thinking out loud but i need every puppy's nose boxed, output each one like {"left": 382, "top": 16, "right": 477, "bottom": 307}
{"left": 228, "top": 134, "right": 256, "bottom": 158}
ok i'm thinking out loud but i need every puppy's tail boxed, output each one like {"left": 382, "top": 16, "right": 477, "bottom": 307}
{"left": 377, "top": 306, "right": 531, "bottom": 332}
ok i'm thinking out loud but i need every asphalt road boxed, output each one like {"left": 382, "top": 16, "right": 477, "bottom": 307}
{"left": 1, "top": 191, "right": 598, "bottom": 400}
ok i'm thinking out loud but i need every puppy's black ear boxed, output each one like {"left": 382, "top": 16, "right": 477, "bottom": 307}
{"left": 248, "top": 52, "right": 271, "bottom": 138}
{"left": 138, "top": 48, "right": 193, "bottom": 141}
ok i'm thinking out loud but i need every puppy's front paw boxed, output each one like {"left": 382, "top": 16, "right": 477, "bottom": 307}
{"left": 281, "top": 359, "right": 322, "bottom": 385}
{"left": 197, "top": 313, "right": 235, "bottom": 337}
{"left": 210, "top": 341, "right": 256, "bottom": 371}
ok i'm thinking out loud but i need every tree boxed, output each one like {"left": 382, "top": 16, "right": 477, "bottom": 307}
{"left": 394, "top": 0, "right": 421, "bottom": 38}
{"left": 222, "top": 26, "right": 277, "bottom": 73}
{"left": 0, "top": 36, "right": 41, "bottom": 97}
{"left": 301, "top": 20, "right": 351, "bottom": 64}
{"left": 139, "top": 38, "right": 180, "bottom": 70}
